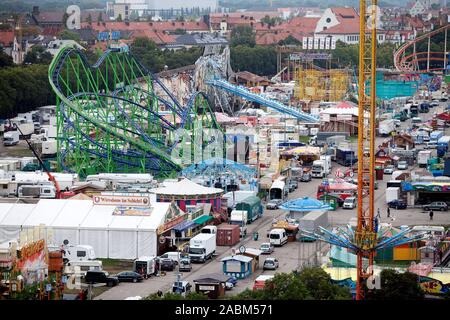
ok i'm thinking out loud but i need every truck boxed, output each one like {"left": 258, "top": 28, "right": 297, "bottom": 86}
{"left": 188, "top": 233, "right": 216, "bottom": 263}
{"left": 235, "top": 195, "right": 263, "bottom": 223}
{"left": 229, "top": 210, "right": 248, "bottom": 237}
{"left": 320, "top": 155, "right": 331, "bottom": 174}
{"left": 3, "top": 131, "right": 19, "bottom": 146}
{"left": 39, "top": 125, "right": 57, "bottom": 139}
{"left": 418, "top": 150, "right": 432, "bottom": 167}
{"left": 133, "top": 256, "right": 156, "bottom": 278}
{"left": 312, "top": 132, "right": 349, "bottom": 147}
{"left": 335, "top": 148, "right": 357, "bottom": 166}
{"left": 222, "top": 190, "right": 257, "bottom": 213}
{"left": 297, "top": 211, "right": 329, "bottom": 242}
{"left": 378, "top": 119, "right": 395, "bottom": 136}
{"left": 200, "top": 225, "right": 217, "bottom": 235}
{"left": 430, "top": 130, "right": 443, "bottom": 143}
{"left": 42, "top": 140, "right": 57, "bottom": 157}
{"left": 437, "top": 136, "right": 450, "bottom": 157}
{"left": 385, "top": 187, "right": 400, "bottom": 204}
{"left": 311, "top": 160, "right": 327, "bottom": 178}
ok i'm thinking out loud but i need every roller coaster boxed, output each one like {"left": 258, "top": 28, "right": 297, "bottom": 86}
{"left": 48, "top": 45, "right": 220, "bottom": 177}
{"left": 394, "top": 24, "right": 449, "bottom": 73}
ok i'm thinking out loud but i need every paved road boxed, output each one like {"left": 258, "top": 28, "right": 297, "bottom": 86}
{"left": 96, "top": 99, "right": 450, "bottom": 300}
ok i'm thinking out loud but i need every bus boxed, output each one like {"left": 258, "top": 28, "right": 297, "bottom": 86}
{"left": 269, "top": 178, "right": 287, "bottom": 200}
{"left": 437, "top": 136, "right": 450, "bottom": 157}
{"left": 316, "top": 179, "right": 357, "bottom": 205}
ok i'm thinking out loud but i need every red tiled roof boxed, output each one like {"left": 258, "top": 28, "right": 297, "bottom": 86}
{"left": 0, "top": 30, "right": 14, "bottom": 47}
{"left": 318, "top": 20, "right": 360, "bottom": 34}
{"left": 131, "top": 29, "right": 177, "bottom": 45}
{"left": 210, "top": 11, "right": 280, "bottom": 22}
{"left": 331, "top": 7, "right": 359, "bottom": 21}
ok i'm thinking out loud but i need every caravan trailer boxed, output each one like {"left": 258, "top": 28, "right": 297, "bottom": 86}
{"left": 269, "top": 178, "right": 287, "bottom": 201}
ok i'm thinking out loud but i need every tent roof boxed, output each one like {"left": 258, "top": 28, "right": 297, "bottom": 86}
{"left": 151, "top": 178, "right": 223, "bottom": 196}
{"left": 279, "top": 197, "right": 332, "bottom": 212}
{"left": 0, "top": 203, "right": 35, "bottom": 226}
{"left": 23, "top": 199, "right": 68, "bottom": 227}
{"left": 51, "top": 200, "right": 94, "bottom": 228}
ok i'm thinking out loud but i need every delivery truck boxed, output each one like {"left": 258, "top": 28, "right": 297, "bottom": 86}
{"left": 297, "top": 211, "right": 329, "bottom": 242}
{"left": 3, "top": 131, "right": 19, "bottom": 146}
{"left": 378, "top": 119, "right": 395, "bottom": 136}
{"left": 229, "top": 210, "right": 248, "bottom": 237}
{"left": 418, "top": 150, "right": 432, "bottom": 168}
{"left": 188, "top": 233, "right": 216, "bottom": 263}
{"left": 222, "top": 190, "right": 257, "bottom": 213}
{"left": 235, "top": 195, "right": 263, "bottom": 223}
{"left": 311, "top": 160, "right": 327, "bottom": 178}
{"left": 385, "top": 187, "right": 400, "bottom": 204}
{"left": 335, "top": 148, "right": 357, "bottom": 166}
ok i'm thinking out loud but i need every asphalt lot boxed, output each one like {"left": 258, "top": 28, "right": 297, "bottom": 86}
{"left": 95, "top": 99, "right": 450, "bottom": 300}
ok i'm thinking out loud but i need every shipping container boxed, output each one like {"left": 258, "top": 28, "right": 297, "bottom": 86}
{"left": 216, "top": 224, "right": 240, "bottom": 246}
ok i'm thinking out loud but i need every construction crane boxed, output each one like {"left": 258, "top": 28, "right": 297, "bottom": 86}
{"left": 12, "top": 124, "right": 73, "bottom": 199}
{"left": 356, "top": 0, "right": 378, "bottom": 300}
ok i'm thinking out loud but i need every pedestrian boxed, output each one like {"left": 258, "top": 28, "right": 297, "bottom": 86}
{"left": 377, "top": 208, "right": 380, "bottom": 218}
{"left": 157, "top": 290, "right": 163, "bottom": 297}
{"left": 387, "top": 207, "right": 391, "bottom": 218}
{"left": 429, "top": 210, "right": 434, "bottom": 221}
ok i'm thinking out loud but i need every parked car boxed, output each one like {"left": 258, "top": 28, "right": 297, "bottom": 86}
{"left": 160, "top": 258, "right": 176, "bottom": 271}
{"left": 425, "top": 141, "right": 438, "bottom": 149}
{"left": 300, "top": 173, "right": 312, "bottom": 182}
{"left": 388, "top": 199, "right": 407, "bottom": 210}
{"left": 343, "top": 197, "right": 356, "bottom": 209}
{"left": 423, "top": 201, "right": 448, "bottom": 211}
{"left": 178, "top": 258, "right": 192, "bottom": 272}
{"left": 288, "top": 181, "right": 297, "bottom": 192}
{"left": 260, "top": 242, "right": 274, "bottom": 254}
{"left": 225, "top": 276, "right": 238, "bottom": 290}
{"left": 384, "top": 165, "right": 395, "bottom": 174}
{"left": 116, "top": 271, "right": 144, "bottom": 283}
{"left": 430, "top": 101, "right": 439, "bottom": 107}
{"left": 266, "top": 199, "right": 283, "bottom": 210}
{"left": 397, "top": 161, "right": 408, "bottom": 170}
{"left": 84, "top": 270, "right": 119, "bottom": 287}
{"left": 263, "top": 257, "right": 279, "bottom": 270}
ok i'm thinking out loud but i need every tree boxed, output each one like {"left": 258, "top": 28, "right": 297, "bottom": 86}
{"left": 116, "top": 14, "right": 123, "bottom": 22}
{"left": 231, "top": 45, "right": 277, "bottom": 76}
{"left": 86, "top": 13, "right": 92, "bottom": 25}
{"left": 230, "top": 25, "right": 256, "bottom": 47}
{"left": 279, "top": 35, "right": 301, "bottom": 46}
{"left": 0, "top": 49, "right": 13, "bottom": 68}
{"left": 24, "top": 45, "right": 53, "bottom": 65}
{"left": 146, "top": 292, "right": 208, "bottom": 300}
{"left": 59, "top": 30, "right": 81, "bottom": 42}
{"left": 365, "top": 269, "right": 425, "bottom": 300}
{"left": 298, "top": 267, "right": 352, "bottom": 300}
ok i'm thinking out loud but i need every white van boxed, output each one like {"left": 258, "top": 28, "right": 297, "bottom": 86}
{"left": 159, "top": 252, "right": 181, "bottom": 265}
{"left": 269, "top": 228, "right": 288, "bottom": 247}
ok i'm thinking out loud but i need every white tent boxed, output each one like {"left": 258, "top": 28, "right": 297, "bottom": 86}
{"left": 0, "top": 199, "right": 172, "bottom": 259}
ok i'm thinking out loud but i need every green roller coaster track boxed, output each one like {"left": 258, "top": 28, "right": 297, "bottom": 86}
{"left": 48, "top": 45, "right": 221, "bottom": 178}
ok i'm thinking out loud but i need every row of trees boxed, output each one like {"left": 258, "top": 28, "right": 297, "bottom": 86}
{"left": 146, "top": 267, "right": 428, "bottom": 300}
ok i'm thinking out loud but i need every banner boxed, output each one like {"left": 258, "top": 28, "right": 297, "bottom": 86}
{"left": 337, "top": 114, "right": 353, "bottom": 121}
{"left": 331, "top": 37, "right": 336, "bottom": 50}
{"left": 308, "top": 37, "right": 313, "bottom": 50}
{"left": 319, "top": 38, "right": 325, "bottom": 50}
{"left": 320, "top": 113, "right": 330, "bottom": 122}
{"left": 14, "top": 239, "right": 48, "bottom": 285}
{"left": 93, "top": 195, "right": 151, "bottom": 207}
{"left": 302, "top": 37, "right": 307, "bottom": 49}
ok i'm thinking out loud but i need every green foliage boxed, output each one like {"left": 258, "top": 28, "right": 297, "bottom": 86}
{"left": 24, "top": 45, "right": 53, "bottom": 65}
{"left": 59, "top": 30, "right": 81, "bottom": 42}
{"left": 365, "top": 269, "right": 425, "bottom": 300}
{"left": 0, "top": 64, "right": 55, "bottom": 119}
{"left": 86, "top": 14, "right": 93, "bottom": 25}
{"left": 0, "top": 49, "right": 13, "bottom": 68}
{"left": 130, "top": 37, "right": 202, "bottom": 73}
{"left": 261, "top": 15, "right": 283, "bottom": 27}
{"left": 278, "top": 35, "right": 301, "bottom": 46}
{"left": 332, "top": 41, "right": 396, "bottom": 69}
{"left": 230, "top": 25, "right": 256, "bottom": 47}
{"left": 173, "top": 28, "right": 187, "bottom": 35}
{"left": 232, "top": 268, "right": 352, "bottom": 300}
{"left": 117, "top": 14, "right": 123, "bottom": 22}
{"left": 230, "top": 45, "right": 277, "bottom": 76}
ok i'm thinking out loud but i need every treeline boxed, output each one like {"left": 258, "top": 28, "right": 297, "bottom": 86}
{"left": 0, "top": 63, "right": 55, "bottom": 119}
